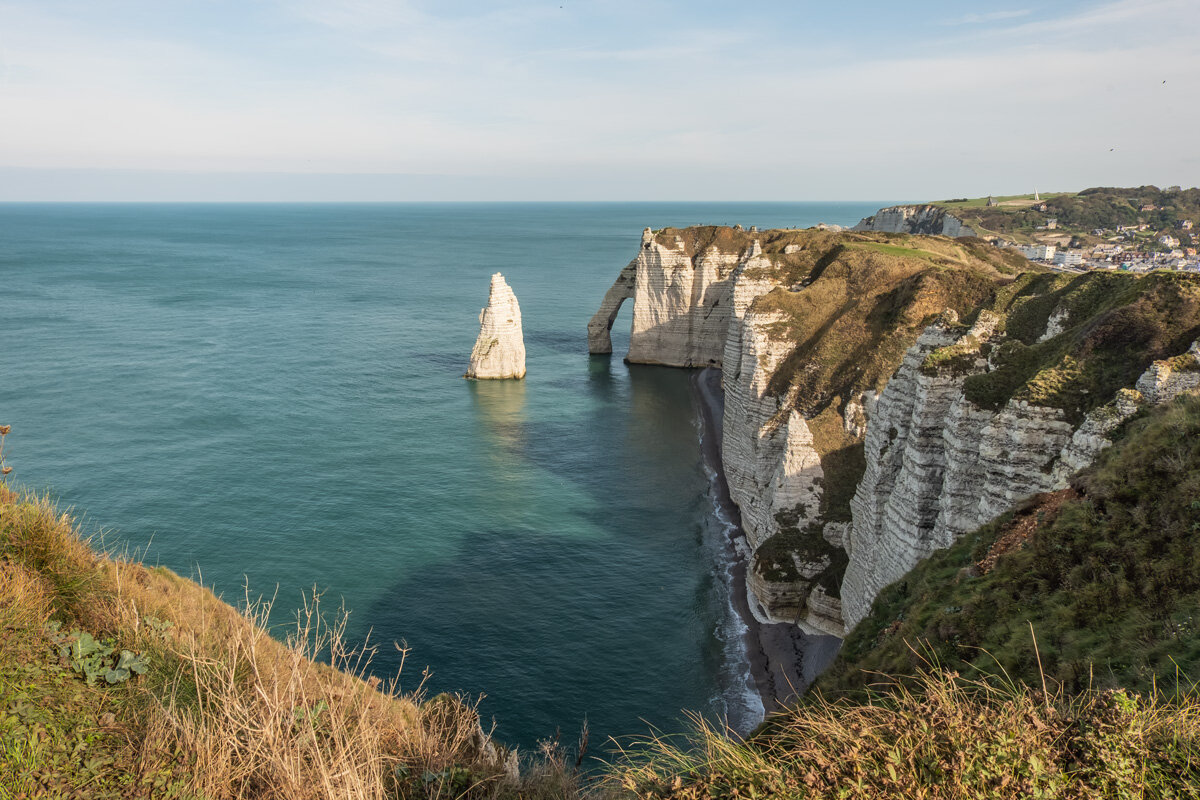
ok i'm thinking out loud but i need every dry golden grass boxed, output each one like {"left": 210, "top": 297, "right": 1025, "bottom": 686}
{"left": 651, "top": 226, "right": 761, "bottom": 257}
{"left": 0, "top": 479, "right": 576, "bottom": 799}
{"left": 609, "top": 664, "right": 1200, "bottom": 799}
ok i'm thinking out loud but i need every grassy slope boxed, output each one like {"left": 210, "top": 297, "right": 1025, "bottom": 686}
{"left": 931, "top": 185, "right": 1200, "bottom": 243}
{"left": 752, "top": 234, "right": 1021, "bottom": 419}
{"left": 818, "top": 394, "right": 1200, "bottom": 699}
{"left": 0, "top": 481, "right": 576, "bottom": 800}
{"left": 952, "top": 270, "right": 1200, "bottom": 424}
{"left": 612, "top": 669, "right": 1200, "bottom": 799}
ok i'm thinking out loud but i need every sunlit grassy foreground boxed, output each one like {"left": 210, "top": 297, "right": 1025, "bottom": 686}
{"left": 613, "top": 664, "right": 1200, "bottom": 799}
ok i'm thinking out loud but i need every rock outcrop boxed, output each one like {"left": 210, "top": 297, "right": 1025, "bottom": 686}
{"left": 466, "top": 273, "right": 526, "bottom": 380}
{"left": 588, "top": 227, "right": 742, "bottom": 366}
{"left": 586, "top": 258, "right": 637, "bottom": 355}
{"left": 854, "top": 205, "right": 976, "bottom": 238}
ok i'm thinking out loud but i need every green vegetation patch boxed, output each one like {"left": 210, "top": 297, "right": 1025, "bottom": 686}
{"left": 845, "top": 241, "right": 943, "bottom": 262}
{"left": 808, "top": 406, "right": 866, "bottom": 523}
{"left": 0, "top": 639, "right": 167, "bottom": 798}
{"left": 964, "top": 271, "right": 1200, "bottom": 422}
{"left": 1167, "top": 350, "right": 1200, "bottom": 372}
{"left": 757, "top": 233, "right": 1006, "bottom": 415}
{"left": 0, "top": 489, "right": 179, "bottom": 796}
{"left": 920, "top": 338, "right": 985, "bottom": 377}
{"left": 931, "top": 185, "right": 1200, "bottom": 241}
{"left": 754, "top": 512, "right": 848, "bottom": 598}
{"left": 818, "top": 395, "right": 1200, "bottom": 699}
{"left": 956, "top": 237, "right": 1031, "bottom": 274}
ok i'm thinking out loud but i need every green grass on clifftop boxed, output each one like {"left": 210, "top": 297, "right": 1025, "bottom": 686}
{"left": 961, "top": 270, "right": 1200, "bottom": 423}
{"left": 931, "top": 185, "right": 1200, "bottom": 241}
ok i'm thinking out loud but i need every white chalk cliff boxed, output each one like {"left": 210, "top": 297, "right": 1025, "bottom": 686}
{"left": 854, "top": 205, "right": 976, "bottom": 238}
{"left": 466, "top": 273, "right": 526, "bottom": 380}
{"left": 588, "top": 228, "right": 742, "bottom": 366}
{"left": 591, "top": 225, "right": 1200, "bottom": 644}
{"left": 841, "top": 318, "right": 1200, "bottom": 631}
{"left": 589, "top": 229, "right": 873, "bottom": 636}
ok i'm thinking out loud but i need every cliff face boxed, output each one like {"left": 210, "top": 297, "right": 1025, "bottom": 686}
{"left": 818, "top": 392, "right": 1200, "bottom": 702}
{"left": 591, "top": 228, "right": 1021, "bottom": 636}
{"left": 839, "top": 314, "right": 1099, "bottom": 629}
{"left": 588, "top": 227, "right": 742, "bottom": 366}
{"left": 720, "top": 243, "right": 816, "bottom": 551}
{"left": 842, "top": 272, "right": 1200, "bottom": 630}
{"left": 593, "top": 226, "right": 1200, "bottom": 644}
{"left": 854, "top": 205, "right": 976, "bottom": 238}
{"left": 467, "top": 273, "right": 526, "bottom": 380}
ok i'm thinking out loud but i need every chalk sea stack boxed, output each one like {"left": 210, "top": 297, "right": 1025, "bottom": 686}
{"left": 466, "top": 273, "right": 526, "bottom": 380}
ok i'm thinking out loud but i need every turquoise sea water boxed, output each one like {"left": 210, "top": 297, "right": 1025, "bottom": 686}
{"left": 1, "top": 201, "right": 883, "bottom": 750}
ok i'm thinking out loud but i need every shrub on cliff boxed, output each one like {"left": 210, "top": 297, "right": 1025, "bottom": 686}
{"left": 964, "top": 271, "right": 1200, "bottom": 423}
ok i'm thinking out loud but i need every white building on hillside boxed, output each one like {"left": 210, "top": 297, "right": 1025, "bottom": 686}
{"left": 1021, "top": 244, "right": 1057, "bottom": 261}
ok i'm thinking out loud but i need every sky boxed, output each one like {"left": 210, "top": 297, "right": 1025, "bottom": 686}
{"left": 0, "top": 0, "right": 1197, "bottom": 201}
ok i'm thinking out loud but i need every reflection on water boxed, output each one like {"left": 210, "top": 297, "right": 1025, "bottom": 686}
{"left": 467, "top": 378, "right": 527, "bottom": 456}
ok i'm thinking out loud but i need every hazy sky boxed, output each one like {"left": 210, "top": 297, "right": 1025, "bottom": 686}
{"left": 1, "top": 0, "right": 1196, "bottom": 200}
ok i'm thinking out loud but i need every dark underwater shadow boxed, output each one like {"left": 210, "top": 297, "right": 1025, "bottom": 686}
{"left": 357, "top": 522, "right": 723, "bottom": 754}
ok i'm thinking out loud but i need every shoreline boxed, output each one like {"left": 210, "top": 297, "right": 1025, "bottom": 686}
{"left": 691, "top": 367, "right": 842, "bottom": 720}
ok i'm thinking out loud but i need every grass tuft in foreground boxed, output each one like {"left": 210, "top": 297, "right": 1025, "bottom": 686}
{"left": 607, "top": 665, "right": 1200, "bottom": 799}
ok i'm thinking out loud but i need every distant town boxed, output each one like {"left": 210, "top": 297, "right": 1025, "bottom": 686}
{"left": 933, "top": 187, "right": 1200, "bottom": 275}
{"left": 1003, "top": 215, "right": 1197, "bottom": 274}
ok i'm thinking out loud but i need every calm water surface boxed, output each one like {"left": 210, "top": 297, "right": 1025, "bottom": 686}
{"left": 1, "top": 201, "right": 883, "bottom": 749}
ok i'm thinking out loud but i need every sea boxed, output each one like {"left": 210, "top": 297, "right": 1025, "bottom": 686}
{"left": 1, "top": 201, "right": 885, "bottom": 752}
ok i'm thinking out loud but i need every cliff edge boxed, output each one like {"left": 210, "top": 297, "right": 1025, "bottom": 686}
{"left": 590, "top": 228, "right": 1027, "bottom": 635}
